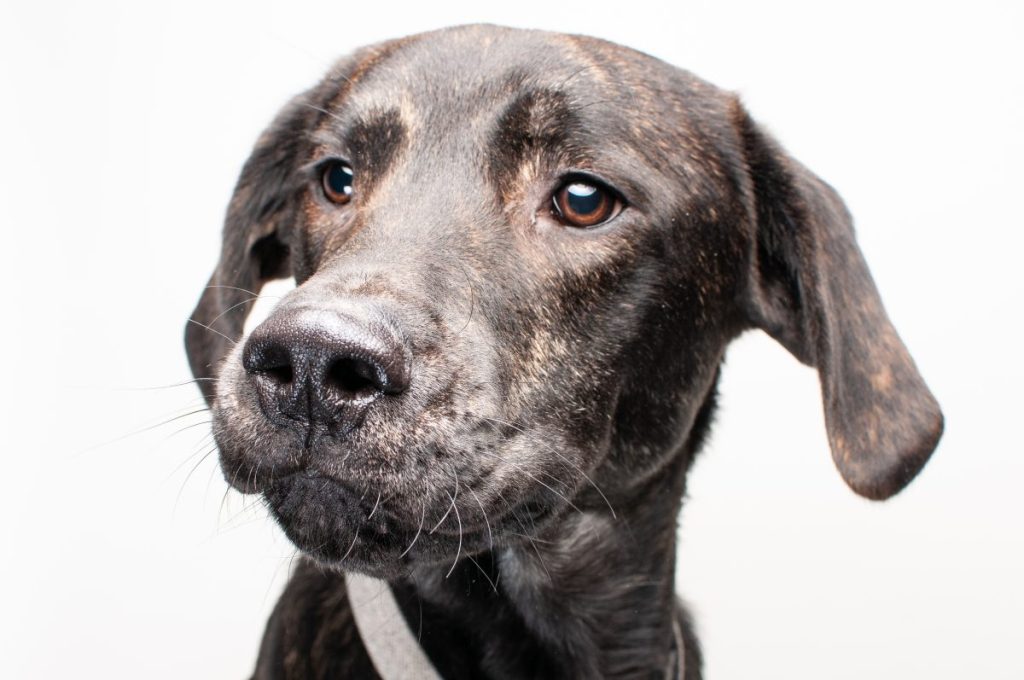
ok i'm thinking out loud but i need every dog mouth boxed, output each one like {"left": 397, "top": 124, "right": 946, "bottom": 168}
{"left": 213, "top": 365, "right": 582, "bottom": 574}
{"left": 259, "top": 467, "right": 561, "bottom": 576}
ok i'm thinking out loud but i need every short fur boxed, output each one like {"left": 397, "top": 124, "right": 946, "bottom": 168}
{"left": 186, "top": 25, "right": 943, "bottom": 679}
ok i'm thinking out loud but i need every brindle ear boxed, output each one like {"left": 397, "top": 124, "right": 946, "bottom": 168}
{"left": 185, "top": 91, "right": 317, "bottom": 404}
{"left": 734, "top": 104, "right": 943, "bottom": 500}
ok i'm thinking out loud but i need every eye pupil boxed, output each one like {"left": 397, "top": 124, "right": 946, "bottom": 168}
{"left": 322, "top": 162, "right": 354, "bottom": 203}
{"left": 565, "top": 183, "right": 601, "bottom": 215}
{"left": 553, "top": 178, "right": 620, "bottom": 227}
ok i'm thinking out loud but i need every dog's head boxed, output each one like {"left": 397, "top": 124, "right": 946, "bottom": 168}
{"left": 186, "top": 25, "right": 942, "bottom": 577}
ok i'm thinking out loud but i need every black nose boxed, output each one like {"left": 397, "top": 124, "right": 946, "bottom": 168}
{"left": 242, "top": 307, "right": 411, "bottom": 433}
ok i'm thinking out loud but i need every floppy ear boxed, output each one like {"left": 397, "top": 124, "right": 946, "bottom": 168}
{"left": 735, "top": 103, "right": 943, "bottom": 500}
{"left": 185, "top": 92, "right": 317, "bottom": 404}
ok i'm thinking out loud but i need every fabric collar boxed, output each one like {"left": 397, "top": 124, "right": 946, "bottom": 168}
{"left": 345, "top": 571, "right": 443, "bottom": 680}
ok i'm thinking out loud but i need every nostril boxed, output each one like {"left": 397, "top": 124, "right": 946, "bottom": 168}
{"left": 326, "top": 357, "right": 382, "bottom": 399}
{"left": 244, "top": 341, "right": 295, "bottom": 387}
{"left": 262, "top": 363, "right": 294, "bottom": 386}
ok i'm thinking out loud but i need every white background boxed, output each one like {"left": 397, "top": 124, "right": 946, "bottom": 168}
{"left": 1, "top": 1, "right": 1021, "bottom": 678}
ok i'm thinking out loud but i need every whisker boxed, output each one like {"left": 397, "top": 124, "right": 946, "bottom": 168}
{"left": 287, "top": 548, "right": 301, "bottom": 579}
{"left": 466, "top": 554, "right": 498, "bottom": 593}
{"left": 79, "top": 406, "right": 211, "bottom": 455}
{"left": 512, "top": 508, "right": 552, "bottom": 582}
{"left": 91, "top": 377, "right": 218, "bottom": 392}
{"left": 204, "top": 284, "right": 263, "bottom": 297}
{"left": 207, "top": 293, "right": 282, "bottom": 327}
{"left": 479, "top": 415, "right": 617, "bottom": 519}
{"left": 399, "top": 500, "right": 427, "bottom": 559}
{"left": 218, "top": 462, "right": 246, "bottom": 526}
{"left": 429, "top": 486, "right": 457, "bottom": 534}
{"left": 264, "top": 548, "right": 299, "bottom": 608}
{"left": 367, "top": 491, "right": 382, "bottom": 519}
{"left": 446, "top": 473, "right": 463, "bottom": 579}
{"left": 301, "top": 102, "right": 347, "bottom": 126}
{"left": 474, "top": 447, "right": 583, "bottom": 516}
{"left": 557, "top": 62, "right": 605, "bottom": 90}
{"left": 213, "top": 505, "right": 274, "bottom": 536}
{"left": 161, "top": 418, "right": 213, "bottom": 444}
{"left": 203, "top": 457, "right": 222, "bottom": 509}
{"left": 449, "top": 259, "right": 477, "bottom": 338}
{"left": 572, "top": 97, "right": 618, "bottom": 114}
{"left": 250, "top": 459, "right": 262, "bottom": 497}
{"left": 165, "top": 431, "right": 215, "bottom": 481}
{"left": 186, "top": 318, "right": 237, "bottom": 345}
{"left": 174, "top": 446, "right": 218, "bottom": 515}
{"left": 467, "top": 485, "right": 493, "bottom": 553}
{"left": 505, "top": 531, "right": 556, "bottom": 546}
{"left": 339, "top": 526, "right": 361, "bottom": 563}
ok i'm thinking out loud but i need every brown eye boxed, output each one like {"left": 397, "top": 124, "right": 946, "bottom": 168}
{"left": 552, "top": 179, "right": 621, "bottom": 228}
{"left": 321, "top": 161, "right": 354, "bottom": 204}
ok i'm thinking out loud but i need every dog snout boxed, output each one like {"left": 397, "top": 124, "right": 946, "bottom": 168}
{"left": 242, "top": 307, "right": 411, "bottom": 432}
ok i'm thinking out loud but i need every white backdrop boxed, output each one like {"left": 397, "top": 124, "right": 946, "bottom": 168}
{"left": 1, "top": 1, "right": 1021, "bottom": 678}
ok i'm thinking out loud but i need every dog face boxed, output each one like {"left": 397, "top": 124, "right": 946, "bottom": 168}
{"left": 186, "top": 25, "right": 942, "bottom": 578}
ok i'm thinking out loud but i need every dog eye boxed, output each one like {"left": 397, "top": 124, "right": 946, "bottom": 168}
{"left": 321, "top": 161, "right": 354, "bottom": 204}
{"left": 551, "top": 178, "right": 622, "bottom": 228}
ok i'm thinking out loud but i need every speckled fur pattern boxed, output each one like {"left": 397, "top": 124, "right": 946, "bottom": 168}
{"left": 185, "top": 25, "right": 943, "bottom": 679}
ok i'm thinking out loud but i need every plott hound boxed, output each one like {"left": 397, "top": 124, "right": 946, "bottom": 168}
{"left": 186, "top": 24, "right": 943, "bottom": 680}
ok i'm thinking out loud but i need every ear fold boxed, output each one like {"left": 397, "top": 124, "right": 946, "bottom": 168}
{"left": 185, "top": 92, "right": 316, "bottom": 404}
{"left": 735, "top": 103, "right": 943, "bottom": 500}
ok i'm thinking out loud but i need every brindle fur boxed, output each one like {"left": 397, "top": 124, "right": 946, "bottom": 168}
{"left": 185, "top": 25, "right": 943, "bottom": 679}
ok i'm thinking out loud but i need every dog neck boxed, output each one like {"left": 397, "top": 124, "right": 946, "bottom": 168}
{"left": 394, "top": 450, "right": 691, "bottom": 679}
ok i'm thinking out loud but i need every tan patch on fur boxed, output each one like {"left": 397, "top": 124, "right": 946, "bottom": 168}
{"left": 323, "top": 38, "right": 414, "bottom": 117}
{"left": 870, "top": 365, "right": 893, "bottom": 392}
{"left": 559, "top": 34, "right": 614, "bottom": 88}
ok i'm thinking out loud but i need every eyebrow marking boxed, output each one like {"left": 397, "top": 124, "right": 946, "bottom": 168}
{"left": 346, "top": 107, "right": 409, "bottom": 201}
{"left": 486, "top": 87, "right": 587, "bottom": 205}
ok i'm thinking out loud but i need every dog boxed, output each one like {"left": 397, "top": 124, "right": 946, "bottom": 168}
{"left": 185, "top": 24, "right": 943, "bottom": 679}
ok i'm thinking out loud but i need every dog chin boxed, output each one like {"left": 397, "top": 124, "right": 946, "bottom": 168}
{"left": 258, "top": 471, "right": 425, "bottom": 578}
